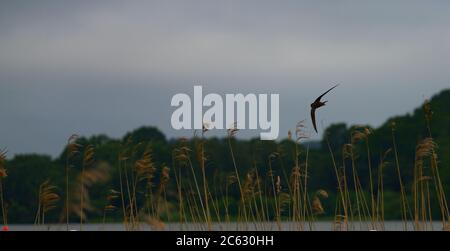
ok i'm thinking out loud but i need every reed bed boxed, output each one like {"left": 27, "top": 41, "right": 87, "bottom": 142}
{"left": 0, "top": 100, "right": 449, "bottom": 231}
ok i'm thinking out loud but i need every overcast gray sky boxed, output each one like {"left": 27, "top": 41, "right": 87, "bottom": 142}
{"left": 1, "top": 0, "right": 450, "bottom": 157}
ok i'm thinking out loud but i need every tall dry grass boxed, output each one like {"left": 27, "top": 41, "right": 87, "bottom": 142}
{"left": 35, "top": 180, "right": 59, "bottom": 225}
{"left": 2, "top": 100, "right": 450, "bottom": 231}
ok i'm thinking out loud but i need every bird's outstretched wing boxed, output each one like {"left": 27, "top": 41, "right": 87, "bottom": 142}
{"left": 314, "top": 84, "right": 339, "bottom": 103}
{"left": 311, "top": 108, "right": 318, "bottom": 133}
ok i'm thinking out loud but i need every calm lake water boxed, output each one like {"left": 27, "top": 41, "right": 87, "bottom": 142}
{"left": 6, "top": 222, "right": 448, "bottom": 231}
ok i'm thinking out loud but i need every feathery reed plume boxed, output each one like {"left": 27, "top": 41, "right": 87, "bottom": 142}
{"left": 196, "top": 123, "right": 211, "bottom": 230}
{"left": 295, "top": 121, "right": 309, "bottom": 142}
{"left": 35, "top": 180, "right": 59, "bottom": 225}
{"left": 80, "top": 144, "right": 95, "bottom": 229}
{"left": 253, "top": 164, "right": 267, "bottom": 229}
{"left": 274, "top": 139, "right": 292, "bottom": 215}
{"left": 290, "top": 120, "right": 311, "bottom": 229}
{"left": 174, "top": 139, "right": 208, "bottom": 227}
{"left": 348, "top": 130, "right": 371, "bottom": 227}
{"left": 376, "top": 148, "right": 391, "bottom": 230}
{"left": 422, "top": 100, "right": 450, "bottom": 228}
{"left": 103, "top": 189, "right": 120, "bottom": 225}
{"left": 413, "top": 137, "right": 436, "bottom": 230}
{"left": 323, "top": 132, "right": 350, "bottom": 230}
{"left": 242, "top": 167, "right": 266, "bottom": 229}
{"left": 352, "top": 127, "right": 376, "bottom": 228}
{"left": 126, "top": 141, "right": 143, "bottom": 228}
{"left": 343, "top": 143, "right": 362, "bottom": 225}
{"left": 268, "top": 153, "right": 281, "bottom": 230}
{"left": 390, "top": 122, "right": 412, "bottom": 230}
{"left": 312, "top": 190, "right": 328, "bottom": 215}
{"left": 132, "top": 147, "right": 156, "bottom": 222}
{"left": 227, "top": 122, "right": 248, "bottom": 223}
{"left": 0, "top": 149, "right": 7, "bottom": 227}
{"left": 297, "top": 121, "right": 313, "bottom": 228}
{"left": 116, "top": 138, "right": 143, "bottom": 230}
{"left": 71, "top": 161, "right": 110, "bottom": 229}
{"left": 63, "top": 134, "right": 80, "bottom": 230}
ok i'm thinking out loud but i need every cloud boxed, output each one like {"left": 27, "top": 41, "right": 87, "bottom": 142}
{"left": 2, "top": 1, "right": 450, "bottom": 79}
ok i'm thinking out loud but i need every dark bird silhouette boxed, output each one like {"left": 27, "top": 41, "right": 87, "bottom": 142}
{"left": 310, "top": 84, "right": 339, "bottom": 133}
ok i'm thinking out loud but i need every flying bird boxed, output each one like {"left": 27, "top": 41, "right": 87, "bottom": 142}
{"left": 310, "top": 84, "right": 339, "bottom": 133}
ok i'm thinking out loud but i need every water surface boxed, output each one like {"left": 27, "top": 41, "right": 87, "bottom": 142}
{"left": 6, "top": 221, "right": 447, "bottom": 231}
